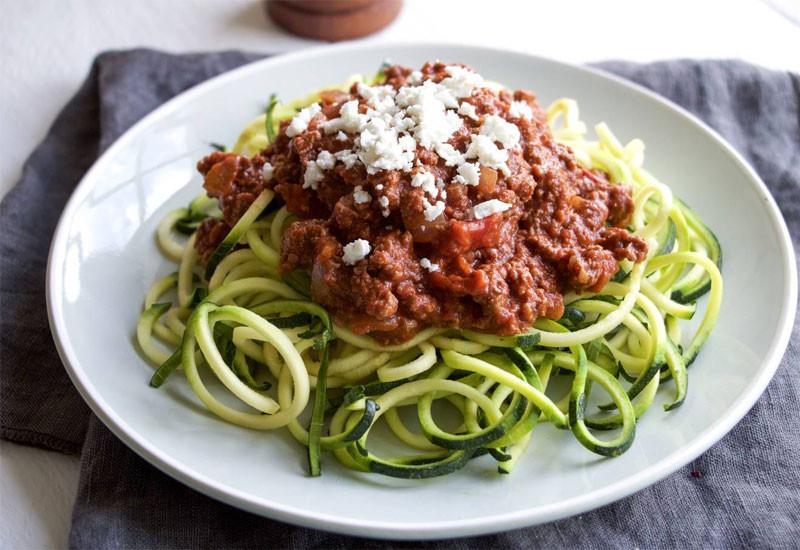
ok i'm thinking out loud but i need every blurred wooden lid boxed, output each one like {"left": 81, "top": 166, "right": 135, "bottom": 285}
{"left": 267, "top": 0, "right": 403, "bottom": 42}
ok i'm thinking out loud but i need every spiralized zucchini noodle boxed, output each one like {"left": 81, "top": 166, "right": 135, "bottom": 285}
{"left": 137, "top": 71, "right": 722, "bottom": 479}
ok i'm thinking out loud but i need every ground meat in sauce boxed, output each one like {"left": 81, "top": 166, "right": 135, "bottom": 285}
{"left": 194, "top": 151, "right": 269, "bottom": 262}
{"left": 194, "top": 62, "right": 647, "bottom": 343}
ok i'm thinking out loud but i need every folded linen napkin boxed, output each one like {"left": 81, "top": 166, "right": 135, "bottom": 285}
{"left": 1, "top": 50, "right": 798, "bottom": 548}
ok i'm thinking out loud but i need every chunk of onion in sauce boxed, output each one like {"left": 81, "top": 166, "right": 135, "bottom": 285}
{"left": 476, "top": 166, "right": 498, "bottom": 198}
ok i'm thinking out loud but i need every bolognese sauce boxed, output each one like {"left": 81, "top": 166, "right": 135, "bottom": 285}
{"left": 194, "top": 62, "right": 647, "bottom": 344}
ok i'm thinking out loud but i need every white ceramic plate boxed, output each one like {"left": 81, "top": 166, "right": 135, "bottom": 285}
{"left": 47, "top": 43, "right": 796, "bottom": 539}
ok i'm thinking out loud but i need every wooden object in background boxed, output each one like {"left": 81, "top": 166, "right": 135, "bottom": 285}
{"left": 267, "top": 0, "right": 403, "bottom": 41}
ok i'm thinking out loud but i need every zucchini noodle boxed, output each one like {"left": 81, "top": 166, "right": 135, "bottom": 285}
{"left": 136, "top": 73, "right": 723, "bottom": 480}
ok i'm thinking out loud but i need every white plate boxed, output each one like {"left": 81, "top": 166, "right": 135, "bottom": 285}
{"left": 47, "top": 43, "right": 797, "bottom": 539}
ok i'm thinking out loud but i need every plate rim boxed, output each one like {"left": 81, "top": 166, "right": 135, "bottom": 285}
{"left": 46, "top": 41, "right": 798, "bottom": 539}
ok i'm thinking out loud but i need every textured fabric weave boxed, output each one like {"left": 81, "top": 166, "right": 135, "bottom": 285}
{"left": 1, "top": 50, "right": 797, "bottom": 548}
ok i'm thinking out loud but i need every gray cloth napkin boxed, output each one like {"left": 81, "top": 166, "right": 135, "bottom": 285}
{"left": 1, "top": 50, "right": 798, "bottom": 549}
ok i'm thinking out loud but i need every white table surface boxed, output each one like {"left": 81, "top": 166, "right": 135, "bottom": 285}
{"left": 1, "top": 0, "right": 798, "bottom": 547}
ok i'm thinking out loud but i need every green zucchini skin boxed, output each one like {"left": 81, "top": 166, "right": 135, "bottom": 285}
{"left": 204, "top": 190, "right": 275, "bottom": 280}
{"left": 419, "top": 390, "right": 527, "bottom": 450}
{"left": 559, "top": 306, "right": 586, "bottom": 329}
{"left": 231, "top": 351, "right": 271, "bottom": 391}
{"left": 175, "top": 216, "right": 207, "bottom": 235}
{"left": 338, "top": 377, "right": 417, "bottom": 407}
{"left": 149, "top": 348, "right": 181, "bottom": 388}
{"left": 307, "top": 344, "right": 329, "bottom": 477}
{"left": 323, "top": 400, "right": 378, "bottom": 449}
{"left": 265, "top": 94, "right": 278, "bottom": 142}
{"left": 662, "top": 340, "right": 688, "bottom": 411}
{"left": 282, "top": 270, "right": 311, "bottom": 298}
{"left": 503, "top": 347, "right": 543, "bottom": 388}
{"left": 670, "top": 200, "right": 722, "bottom": 304}
{"left": 349, "top": 442, "right": 476, "bottom": 480}
{"left": 657, "top": 218, "right": 677, "bottom": 257}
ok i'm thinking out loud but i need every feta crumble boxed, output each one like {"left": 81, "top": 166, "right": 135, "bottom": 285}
{"left": 396, "top": 80, "right": 463, "bottom": 149}
{"left": 353, "top": 185, "right": 371, "bottom": 204}
{"left": 315, "top": 150, "right": 335, "bottom": 170}
{"left": 333, "top": 149, "right": 358, "bottom": 170}
{"left": 458, "top": 102, "right": 479, "bottom": 121}
{"left": 290, "top": 66, "right": 519, "bottom": 198}
{"left": 420, "top": 258, "right": 439, "bottom": 272}
{"left": 509, "top": 101, "right": 533, "bottom": 119}
{"left": 423, "top": 200, "right": 446, "bottom": 221}
{"left": 441, "top": 65, "right": 484, "bottom": 98}
{"left": 473, "top": 199, "right": 512, "bottom": 219}
{"left": 411, "top": 171, "right": 438, "bottom": 198}
{"left": 342, "top": 239, "right": 371, "bottom": 265}
{"left": 378, "top": 195, "right": 390, "bottom": 217}
{"left": 303, "top": 161, "right": 325, "bottom": 190}
{"left": 399, "top": 133, "right": 417, "bottom": 152}
{"left": 480, "top": 115, "right": 520, "bottom": 149}
{"left": 435, "top": 143, "right": 465, "bottom": 166}
{"left": 357, "top": 83, "right": 397, "bottom": 114}
{"left": 324, "top": 100, "right": 368, "bottom": 134}
{"left": 334, "top": 149, "right": 359, "bottom": 169}
{"left": 465, "top": 135, "right": 510, "bottom": 175}
{"left": 454, "top": 162, "right": 480, "bottom": 186}
{"left": 286, "top": 103, "right": 321, "bottom": 138}
{"left": 357, "top": 116, "right": 415, "bottom": 174}
{"left": 262, "top": 162, "right": 274, "bottom": 182}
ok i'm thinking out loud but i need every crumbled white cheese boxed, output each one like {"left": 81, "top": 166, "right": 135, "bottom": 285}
{"left": 411, "top": 171, "right": 438, "bottom": 198}
{"left": 399, "top": 133, "right": 417, "bottom": 152}
{"left": 378, "top": 195, "right": 390, "bottom": 217}
{"left": 375, "top": 183, "right": 384, "bottom": 191}
{"left": 289, "top": 66, "right": 509, "bottom": 191}
{"left": 396, "top": 80, "right": 463, "bottom": 149}
{"left": 480, "top": 115, "right": 520, "bottom": 149}
{"left": 286, "top": 103, "right": 321, "bottom": 138}
{"left": 458, "top": 102, "right": 479, "bottom": 121}
{"left": 315, "top": 150, "right": 335, "bottom": 170}
{"left": 423, "top": 200, "right": 446, "bottom": 221}
{"left": 509, "top": 101, "right": 533, "bottom": 119}
{"left": 342, "top": 239, "right": 371, "bottom": 265}
{"left": 303, "top": 161, "right": 325, "bottom": 190}
{"left": 357, "top": 116, "right": 415, "bottom": 174}
{"left": 435, "top": 143, "right": 465, "bottom": 166}
{"left": 262, "top": 162, "right": 274, "bottom": 182}
{"left": 434, "top": 87, "right": 459, "bottom": 110}
{"left": 353, "top": 185, "right": 371, "bottom": 204}
{"left": 420, "top": 258, "right": 439, "bottom": 272}
{"left": 302, "top": 150, "right": 337, "bottom": 190}
{"left": 465, "top": 134, "right": 509, "bottom": 175}
{"left": 473, "top": 199, "right": 512, "bottom": 219}
{"left": 357, "top": 83, "right": 398, "bottom": 114}
{"left": 334, "top": 149, "right": 359, "bottom": 169}
{"left": 393, "top": 113, "right": 416, "bottom": 133}
{"left": 324, "top": 100, "right": 368, "bottom": 134}
{"left": 441, "top": 65, "right": 484, "bottom": 98}
{"left": 454, "top": 162, "right": 480, "bottom": 186}
{"left": 435, "top": 178, "right": 447, "bottom": 200}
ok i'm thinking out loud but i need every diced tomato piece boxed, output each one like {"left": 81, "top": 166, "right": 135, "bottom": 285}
{"left": 203, "top": 155, "right": 241, "bottom": 198}
{"left": 441, "top": 214, "right": 503, "bottom": 254}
